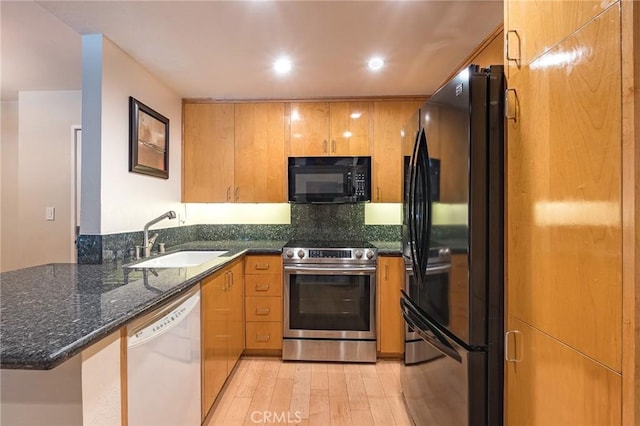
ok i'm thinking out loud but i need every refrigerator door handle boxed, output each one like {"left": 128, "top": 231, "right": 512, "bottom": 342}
{"left": 408, "top": 128, "right": 433, "bottom": 284}
{"left": 401, "top": 294, "right": 462, "bottom": 363}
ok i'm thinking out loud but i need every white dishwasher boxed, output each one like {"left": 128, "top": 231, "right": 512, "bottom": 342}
{"left": 127, "top": 286, "right": 201, "bottom": 426}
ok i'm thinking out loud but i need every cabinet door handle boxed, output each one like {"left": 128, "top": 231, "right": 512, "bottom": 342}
{"left": 255, "top": 334, "right": 271, "bottom": 342}
{"left": 505, "top": 330, "right": 521, "bottom": 362}
{"left": 226, "top": 186, "right": 231, "bottom": 202}
{"left": 331, "top": 139, "right": 336, "bottom": 153}
{"left": 505, "top": 88, "right": 518, "bottom": 122}
{"left": 323, "top": 140, "right": 328, "bottom": 153}
{"left": 505, "top": 30, "right": 521, "bottom": 67}
{"left": 255, "top": 307, "right": 271, "bottom": 316}
{"left": 384, "top": 264, "right": 389, "bottom": 280}
{"left": 254, "top": 263, "right": 270, "bottom": 270}
{"left": 255, "top": 284, "right": 271, "bottom": 292}
{"left": 235, "top": 186, "right": 239, "bottom": 202}
{"left": 377, "top": 187, "right": 381, "bottom": 202}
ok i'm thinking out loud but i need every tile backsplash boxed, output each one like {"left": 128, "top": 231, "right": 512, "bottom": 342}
{"left": 78, "top": 203, "right": 403, "bottom": 263}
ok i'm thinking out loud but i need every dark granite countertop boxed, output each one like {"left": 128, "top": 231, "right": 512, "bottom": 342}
{"left": 371, "top": 240, "right": 402, "bottom": 255}
{"left": 0, "top": 240, "right": 286, "bottom": 370}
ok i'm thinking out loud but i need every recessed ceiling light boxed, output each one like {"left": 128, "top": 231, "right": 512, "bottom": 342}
{"left": 367, "top": 57, "right": 384, "bottom": 72}
{"left": 274, "top": 57, "right": 292, "bottom": 75}
{"left": 350, "top": 112, "right": 362, "bottom": 119}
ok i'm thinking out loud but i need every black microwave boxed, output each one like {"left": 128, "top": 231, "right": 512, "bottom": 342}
{"left": 288, "top": 156, "right": 371, "bottom": 203}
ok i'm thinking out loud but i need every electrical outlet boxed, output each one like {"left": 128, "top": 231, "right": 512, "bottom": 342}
{"left": 45, "top": 207, "right": 55, "bottom": 221}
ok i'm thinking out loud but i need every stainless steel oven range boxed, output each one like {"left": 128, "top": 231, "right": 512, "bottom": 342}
{"left": 282, "top": 241, "right": 378, "bottom": 363}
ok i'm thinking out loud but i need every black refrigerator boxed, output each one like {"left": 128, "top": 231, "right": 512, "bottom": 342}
{"left": 400, "top": 65, "right": 504, "bottom": 426}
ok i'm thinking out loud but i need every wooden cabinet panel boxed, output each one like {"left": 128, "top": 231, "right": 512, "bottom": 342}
{"left": 227, "top": 260, "right": 245, "bottom": 370}
{"left": 330, "top": 101, "right": 372, "bottom": 156}
{"left": 244, "top": 274, "right": 282, "bottom": 297}
{"left": 505, "top": 316, "right": 622, "bottom": 425}
{"left": 372, "top": 101, "right": 423, "bottom": 203}
{"left": 201, "top": 258, "right": 244, "bottom": 420}
{"left": 289, "top": 101, "right": 373, "bottom": 157}
{"left": 234, "top": 103, "right": 286, "bottom": 202}
{"left": 377, "top": 256, "right": 405, "bottom": 355}
{"left": 289, "top": 102, "right": 330, "bottom": 156}
{"left": 246, "top": 322, "right": 282, "bottom": 350}
{"left": 244, "top": 255, "right": 282, "bottom": 275}
{"left": 183, "top": 103, "right": 234, "bottom": 202}
{"left": 506, "top": 5, "right": 622, "bottom": 370}
{"left": 201, "top": 270, "right": 229, "bottom": 419}
{"left": 245, "top": 296, "right": 282, "bottom": 322}
{"left": 505, "top": 0, "right": 616, "bottom": 71}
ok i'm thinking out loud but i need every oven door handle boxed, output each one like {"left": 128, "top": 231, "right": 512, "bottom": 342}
{"left": 284, "top": 265, "right": 377, "bottom": 274}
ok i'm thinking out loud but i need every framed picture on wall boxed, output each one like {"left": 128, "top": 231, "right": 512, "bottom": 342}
{"left": 129, "top": 96, "right": 169, "bottom": 179}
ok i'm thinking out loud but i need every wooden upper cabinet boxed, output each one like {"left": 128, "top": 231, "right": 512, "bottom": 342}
{"left": 289, "top": 102, "right": 330, "bottom": 156}
{"left": 289, "top": 101, "right": 372, "bottom": 156}
{"left": 329, "top": 101, "right": 373, "bottom": 156}
{"left": 183, "top": 103, "right": 235, "bottom": 202}
{"left": 505, "top": 0, "right": 615, "bottom": 76}
{"left": 372, "top": 101, "right": 422, "bottom": 202}
{"left": 234, "top": 103, "right": 286, "bottom": 202}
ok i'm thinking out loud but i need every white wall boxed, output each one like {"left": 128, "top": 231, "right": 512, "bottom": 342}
{"left": 0, "top": 93, "right": 81, "bottom": 272}
{"left": 81, "top": 35, "right": 183, "bottom": 235}
{"left": 1, "top": 100, "right": 19, "bottom": 271}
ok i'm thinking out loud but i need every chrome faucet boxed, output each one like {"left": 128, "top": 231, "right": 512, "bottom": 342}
{"left": 143, "top": 211, "right": 176, "bottom": 257}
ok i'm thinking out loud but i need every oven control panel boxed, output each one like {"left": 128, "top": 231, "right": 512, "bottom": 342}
{"left": 284, "top": 247, "right": 377, "bottom": 263}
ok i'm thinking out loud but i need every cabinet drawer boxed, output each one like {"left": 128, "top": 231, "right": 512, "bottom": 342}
{"left": 246, "top": 322, "right": 282, "bottom": 350}
{"left": 245, "top": 297, "right": 282, "bottom": 322}
{"left": 244, "top": 255, "right": 282, "bottom": 275}
{"left": 244, "top": 274, "right": 282, "bottom": 297}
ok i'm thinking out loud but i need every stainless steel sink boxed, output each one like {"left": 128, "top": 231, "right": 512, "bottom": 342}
{"left": 126, "top": 250, "right": 228, "bottom": 268}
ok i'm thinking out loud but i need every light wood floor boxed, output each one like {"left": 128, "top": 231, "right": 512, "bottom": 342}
{"left": 204, "top": 357, "right": 412, "bottom": 426}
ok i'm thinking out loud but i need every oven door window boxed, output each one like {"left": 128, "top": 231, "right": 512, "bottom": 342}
{"left": 289, "top": 274, "right": 371, "bottom": 332}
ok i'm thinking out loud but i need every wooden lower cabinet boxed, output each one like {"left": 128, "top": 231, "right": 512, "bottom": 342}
{"left": 244, "top": 255, "right": 283, "bottom": 352}
{"left": 377, "top": 256, "right": 405, "bottom": 355}
{"left": 505, "top": 316, "right": 622, "bottom": 425}
{"left": 201, "top": 259, "right": 244, "bottom": 420}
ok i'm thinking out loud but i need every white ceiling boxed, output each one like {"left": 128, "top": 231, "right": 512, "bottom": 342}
{"left": 2, "top": 1, "right": 503, "bottom": 101}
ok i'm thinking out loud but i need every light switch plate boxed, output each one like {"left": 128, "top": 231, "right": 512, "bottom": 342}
{"left": 45, "top": 206, "right": 55, "bottom": 221}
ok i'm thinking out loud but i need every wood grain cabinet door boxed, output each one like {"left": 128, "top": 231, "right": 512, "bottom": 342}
{"left": 329, "top": 101, "right": 373, "bottom": 156}
{"left": 234, "top": 103, "right": 286, "bottom": 202}
{"left": 372, "top": 101, "right": 423, "bottom": 203}
{"left": 289, "top": 102, "right": 330, "bottom": 156}
{"left": 377, "top": 256, "right": 405, "bottom": 355}
{"left": 201, "top": 271, "right": 229, "bottom": 419}
{"left": 505, "top": 316, "right": 621, "bottom": 426}
{"left": 183, "top": 103, "right": 235, "bottom": 202}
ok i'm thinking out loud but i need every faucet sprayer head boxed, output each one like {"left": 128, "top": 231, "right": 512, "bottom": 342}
{"left": 167, "top": 211, "right": 177, "bottom": 219}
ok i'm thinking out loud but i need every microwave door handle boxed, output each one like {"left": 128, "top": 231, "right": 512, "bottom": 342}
{"left": 400, "top": 295, "right": 462, "bottom": 362}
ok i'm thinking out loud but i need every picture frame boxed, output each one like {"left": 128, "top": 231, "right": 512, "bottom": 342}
{"left": 129, "top": 96, "right": 169, "bottom": 179}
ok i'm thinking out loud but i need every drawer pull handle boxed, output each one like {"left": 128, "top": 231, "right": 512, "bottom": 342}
{"left": 254, "top": 263, "right": 270, "bottom": 270}
{"left": 256, "top": 308, "right": 271, "bottom": 316}
{"left": 256, "top": 284, "right": 271, "bottom": 292}
{"left": 255, "top": 334, "right": 271, "bottom": 342}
